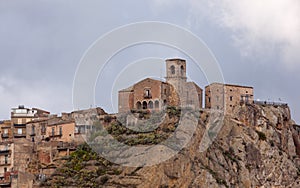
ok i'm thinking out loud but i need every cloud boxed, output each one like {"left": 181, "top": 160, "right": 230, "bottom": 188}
{"left": 0, "top": 74, "right": 72, "bottom": 119}
{"left": 210, "top": 0, "right": 300, "bottom": 68}
{"left": 153, "top": 0, "right": 300, "bottom": 69}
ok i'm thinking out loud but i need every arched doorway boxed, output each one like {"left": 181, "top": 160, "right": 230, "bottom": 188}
{"left": 155, "top": 100, "right": 159, "bottom": 109}
{"left": 148, "top": 101, "right": 153, "bottom": 109}
{"left": 136, "top": 101, "right": 141, "bottom": 109}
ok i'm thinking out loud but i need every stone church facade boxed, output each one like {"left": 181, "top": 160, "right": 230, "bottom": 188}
{"left": 118, "top": 58, "right": 203, "bottom": 113}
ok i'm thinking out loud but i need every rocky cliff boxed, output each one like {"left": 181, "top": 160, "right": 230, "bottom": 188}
{"left": 42, "top": 103, "right": 300, "bottom": 188}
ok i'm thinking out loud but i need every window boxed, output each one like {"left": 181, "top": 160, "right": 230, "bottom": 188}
{"left": 17, "top": 128, "right": 22, "bottom": 135}
{"left": 164, "top": 89, "right": 167, "bottom": 95}
{"left": 170, "top": 65, "right": 175, "bottom": 74}
{"left": 4, "top": 129, "right": 8, "bottom": 134}
{"left": 52, "top": 127, "right": 55, "bottom": 136}
{"left": 4, "top": 155, "right": 8, "bottom": 164}
{"left": 144, "top": 89, "right": 151, "bottom": 98}
{"left": 180, "top": 65, "right": 184, "bottom": 75}
{"left": 230, "top": 96, "right": 233, "bottom": 101}
{"left": 208, "top": 97, "right": 211, "bottom": 103}
{"left": 59, "top": 127, "right": 62, "bottom": 135}
{"left": 32, "top": 126, "right": 35, "bottom": 134}
{"left": 230, "top": 89, "right": 233, "bottom": 92}
{"left": 245, "top": 95, "right": 249, "bottom": 102}
{"left": 41, "top": 124, "right": 46, "bottom": 134}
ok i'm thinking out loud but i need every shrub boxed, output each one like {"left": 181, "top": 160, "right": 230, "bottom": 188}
{"left": 256, "top": 131, "right": 267, "bottom": 141}
{"left": 99, "top": 175, "right": 109, "bottom": 184}
{"left": 103, "top": 115, "right": 112, "bottom": 123}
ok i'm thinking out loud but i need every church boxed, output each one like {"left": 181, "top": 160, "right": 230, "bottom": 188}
{"left": 118, "top": 58, "right": 203, "bottom": 113}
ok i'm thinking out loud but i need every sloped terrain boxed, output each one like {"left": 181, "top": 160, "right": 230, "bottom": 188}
{"left": 42, "top": 104, "right": 300, "bottom": 188}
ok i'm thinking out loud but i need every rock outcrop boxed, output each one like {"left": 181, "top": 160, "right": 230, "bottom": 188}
{"left": 42, "top": 104, "right": 300, "bottom": 188}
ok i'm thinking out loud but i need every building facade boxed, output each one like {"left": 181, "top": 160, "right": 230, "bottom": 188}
{"left": 46, "top": 121, "right": 76, "bottom": 143}
{"left": 11, "top": 105, "right": 50, "bottom": 139}
{"left": 118, "top": 58, "right": 203, "bottom": 113}
{"left": 205, "top": 83, "right": 254, "bottom": 113}
{"left": 0, "top": 142, "right": 14, "bottom": 187}
{"left": 0, "top": 121, "right": 13, "bottom": 142}
{"left": 26, "top": 118, "right": 48, "bottom": 142}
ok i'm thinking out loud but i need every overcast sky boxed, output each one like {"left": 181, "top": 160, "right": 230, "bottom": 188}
{"left": 0, "top": 0, "right": 299, "bottom": 123}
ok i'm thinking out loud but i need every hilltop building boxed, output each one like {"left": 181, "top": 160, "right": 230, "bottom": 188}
{"left": 118, "top": 58, "right": 203, "bottom": 113}
{"left": 205, "top": 83, "right": 254, "bottom": 113}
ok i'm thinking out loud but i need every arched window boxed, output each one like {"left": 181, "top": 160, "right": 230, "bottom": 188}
{"left": 148, "top": 101, "right": 153, "bottom": 109}
{"left": 170, "top": 65, "right": 175, "bottom": 74}
{"left": 180, "top": 65, "right": 184, "bottom": 75}
{"left": 136, "top": 101, "right": 142, "bottom": 109}
{"left": 142, "top": 101, "right": 147, "bottom": 109}
{"left": 155, "top": 100, "right": 159, "bottom": 109}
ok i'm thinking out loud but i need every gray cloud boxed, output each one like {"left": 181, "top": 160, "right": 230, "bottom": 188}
{"left": 0, "top": 1, "right": 299, "bottom": 123}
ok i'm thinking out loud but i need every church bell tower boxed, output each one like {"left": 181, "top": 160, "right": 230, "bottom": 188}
{"left": 165, "top": 58, "right": 187, "bottom": 95}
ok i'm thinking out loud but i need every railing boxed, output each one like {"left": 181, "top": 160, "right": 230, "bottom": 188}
{"left": 0, "top": 150, "right": 10, "bottom": 155}
{"left": 49, "top": 132, "right": 62, "bottom": 137}
{"left": 13, "top": 124, "right": 26, "bottom": 127}
{"left": 13, "top": 133, "right": 26, "bottom": 138}
{"left": 144, "top": 94, "right": 152, "bottom": 99}
{"left": 253, "top": 100, "right": 288, "bottom": 107}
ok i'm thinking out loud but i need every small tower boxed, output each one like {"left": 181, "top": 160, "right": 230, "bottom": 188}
{"left": 165, "top": 58, "right": 187, "bottom": 95}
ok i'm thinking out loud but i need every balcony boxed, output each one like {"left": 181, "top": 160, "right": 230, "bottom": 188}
{"left": 144, "top": 94, "right": 152, "bottom": 99}
{"left": 1, "top": 134, "right": 9, "bottom": 138}
{"left": 0, "top": 160, "right": 11, "bottom": 166}
{"left": 49, "top": 133, "right": 62, "bottom": 138}
{"left": 0, "top": 149, "right": 10, "bottom": 155}
{"left": 13, "top": 133, "right": 26, "bottom": 138}
{"left": 13, "top": 124, "right": 26, "bottom": 127}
